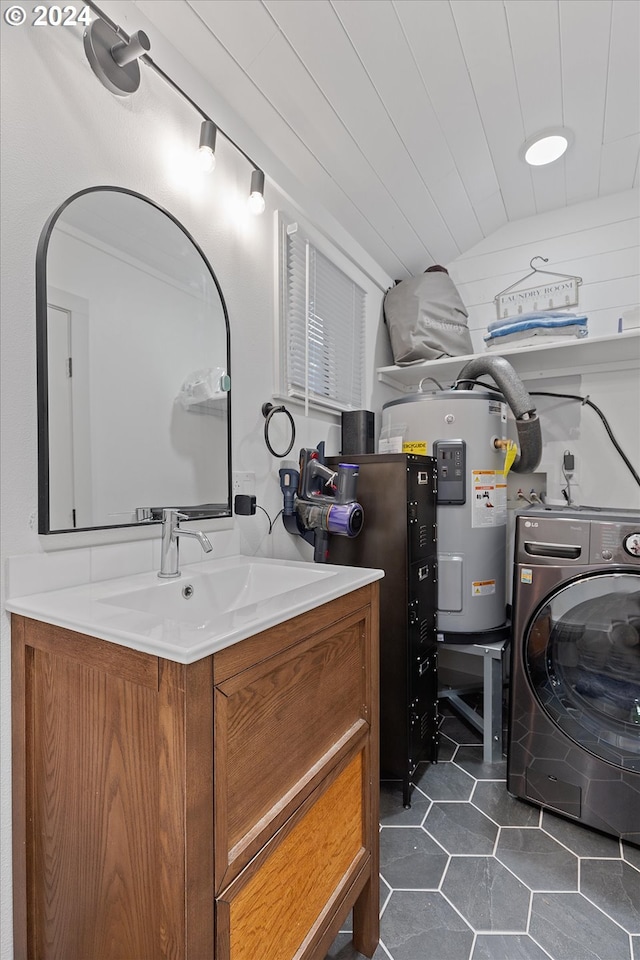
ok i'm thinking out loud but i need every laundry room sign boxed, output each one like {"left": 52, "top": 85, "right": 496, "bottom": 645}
{"left": 495, "top": 277, "right": 579, "bottom": 319}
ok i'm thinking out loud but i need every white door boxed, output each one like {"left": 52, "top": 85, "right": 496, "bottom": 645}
{"left": 47, "top": 304, "right": 76, "bottom": 528}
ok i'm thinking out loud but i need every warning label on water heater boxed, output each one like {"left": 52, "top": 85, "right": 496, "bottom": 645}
{"left": 472, "top": 580, "right": 496, "bottom": 597}
{"left": 471, "top": 470, "right": 507, "bottom": 528}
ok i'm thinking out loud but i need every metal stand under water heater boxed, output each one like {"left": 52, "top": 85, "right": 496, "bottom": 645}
{"left": 382, "top": 356, "right": 542, "bottom": 644}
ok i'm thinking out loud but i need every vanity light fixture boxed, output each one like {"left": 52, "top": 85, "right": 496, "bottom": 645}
{"left": 84, "top": 1, "right": 268, "bottom": 213}
{"left": 197, "top": 121, "right": 217, "bottom": 174}
{"left": 521, "top": 128, "right": 573, "bottom": 166}
{"left": 83, "top": 18, "right": 151, "bottom": 96}
{"left": 248, "top": 169, "right": 266, "bottom": 215}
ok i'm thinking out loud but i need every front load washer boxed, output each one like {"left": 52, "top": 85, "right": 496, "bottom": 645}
{"left": 508, "top": 506, "right": 640, "bottom": 844}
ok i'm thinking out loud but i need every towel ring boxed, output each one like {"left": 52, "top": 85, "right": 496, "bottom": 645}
{"left": 262, "top": 402, "right": 296, "bottom": 458}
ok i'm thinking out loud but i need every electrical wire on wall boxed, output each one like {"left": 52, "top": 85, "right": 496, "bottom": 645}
{"left": 561, "top": 450, "right": 576, "bottom": 505}
{"left": 530, "top": 390, "right": 640, "bottom": 487}
{"left": 455, "top": 380, "right": 640, "bottom": 489}
{"left": 255, "top": 504, "right": 282, "bottom": 533}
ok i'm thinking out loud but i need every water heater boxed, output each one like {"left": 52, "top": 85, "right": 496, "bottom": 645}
{"left": 382, "top": 389, "right": 511, "bottom": 642}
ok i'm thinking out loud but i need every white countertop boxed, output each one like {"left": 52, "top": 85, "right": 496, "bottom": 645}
{"left": 6, "top": 554, "right": 384, "bottom": 664}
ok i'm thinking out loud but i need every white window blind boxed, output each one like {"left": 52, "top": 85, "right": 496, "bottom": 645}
{"left": 283, "top": 222, "right": 366, "bottom": 412}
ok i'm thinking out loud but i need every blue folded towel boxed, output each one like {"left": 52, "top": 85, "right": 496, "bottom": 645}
{"left": 488, "top": 310, "right": 584, "bottom": 333}
{"left": 485, "top": 312, "right": 588, "bottom": 343}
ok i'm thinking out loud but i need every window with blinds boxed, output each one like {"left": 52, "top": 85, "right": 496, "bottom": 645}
{"left": 281, "top": 220, "right": 366, "bottom": 412}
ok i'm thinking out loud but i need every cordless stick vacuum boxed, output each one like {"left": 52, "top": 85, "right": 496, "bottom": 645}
{"left": 279, "top": 444, "right": 364, "bottom": 562}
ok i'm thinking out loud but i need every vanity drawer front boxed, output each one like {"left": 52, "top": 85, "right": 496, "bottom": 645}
{"left": 216, "top": 749, "right": 368, "bottom": 960}
{"left": 213, "top": 606, "right": 372, "bottom": 886}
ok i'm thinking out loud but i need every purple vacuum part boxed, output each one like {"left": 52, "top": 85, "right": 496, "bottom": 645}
{"left": 326, "top": 501, "right": 364, "bottom": 537}
{"left": 295, "top": 500, "right": 364, "bottom": 538}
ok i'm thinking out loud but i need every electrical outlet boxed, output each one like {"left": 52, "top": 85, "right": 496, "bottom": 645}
{"left": 562, "top": 452, "right": 579, "bottom": 489}
{"left": 233, "top": 471, "right": 255, "bottom": 496}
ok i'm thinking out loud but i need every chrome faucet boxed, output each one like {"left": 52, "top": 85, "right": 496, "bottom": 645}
{"left": 158, "top": 508, "right": 213, "bottom": 579}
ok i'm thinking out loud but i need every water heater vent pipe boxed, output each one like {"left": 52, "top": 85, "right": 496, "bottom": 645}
{"left": 454, "top": 355, "right": 542, "bottom": 473}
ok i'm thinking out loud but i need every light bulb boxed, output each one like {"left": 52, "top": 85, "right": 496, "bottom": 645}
{"left": 247, "top": 169, "right": 265, "bottom": 215}
{"left": 247, "top": 190, "right": 266, "bottom": 215}
{"left": 196, "top": 145, "right": 216, "bottom": 173}
{"left": 197, "top": 120, "right": 217, "bottom": 174}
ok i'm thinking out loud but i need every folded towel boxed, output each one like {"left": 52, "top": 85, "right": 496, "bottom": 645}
{"left": 484, "top": 315, "right": 588, "bottom": 344}
{"left": 487, "top": 311, "right": 585, "bottom": 333}
{"left": 485, "top": 324, "right": 588, "bottom": 349}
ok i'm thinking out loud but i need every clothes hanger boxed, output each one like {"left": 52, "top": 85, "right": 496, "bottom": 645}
{"left": 495, "top": 256, "right": 583, "bottom": 302}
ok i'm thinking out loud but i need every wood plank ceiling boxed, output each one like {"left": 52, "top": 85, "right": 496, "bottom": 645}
{"left": 134, "top": 0, "right": 640, "bottom": 280}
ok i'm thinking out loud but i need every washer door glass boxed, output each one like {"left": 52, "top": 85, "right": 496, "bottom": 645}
{"left": 525, "top": 571, "right": 640, "bottom": 770}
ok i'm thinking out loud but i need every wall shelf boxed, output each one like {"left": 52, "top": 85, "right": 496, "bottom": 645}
{"left": 377, "top": 329, "right": 640, "bottom": 393}
{"left": 183, "top": 393, "right": 228, "bottom": 415}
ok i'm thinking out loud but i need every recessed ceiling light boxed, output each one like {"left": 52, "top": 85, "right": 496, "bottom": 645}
{"left": 521, "top": 128, "right": 573, "bottom": 166}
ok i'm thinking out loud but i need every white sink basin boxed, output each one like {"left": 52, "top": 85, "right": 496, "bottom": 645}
{"left": 6, "top": 554, "right": 383, "bottom": 663}
{"left": 100, "top": 560, "right": 336, "bottom": 625}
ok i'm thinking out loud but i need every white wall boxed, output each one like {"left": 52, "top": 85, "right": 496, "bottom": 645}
{"left": 450, "top": 189, "right": 640, "bottom": 349}
{"left": 447, "top": 192, "right": 640, "bottom": 510}
{"left": 0, "top": 13, "right": 393, "bottom": 957}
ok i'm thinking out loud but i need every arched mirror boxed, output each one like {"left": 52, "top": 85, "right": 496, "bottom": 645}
{"left": 36, "top": 186, "right": 231, "bottom": 534}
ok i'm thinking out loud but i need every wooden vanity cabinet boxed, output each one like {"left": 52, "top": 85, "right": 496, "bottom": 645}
{"left": 11, "top": 583, "right": 380, "bottom": 960}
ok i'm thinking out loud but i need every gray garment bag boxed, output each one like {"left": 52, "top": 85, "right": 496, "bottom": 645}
{"left": 384, "top": 270, "right": 473, "bottom": 365}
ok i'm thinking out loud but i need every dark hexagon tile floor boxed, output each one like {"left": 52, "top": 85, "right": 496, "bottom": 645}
{"left": 379, "top": 780, "right": 430, "bottom": 827}
{"left": 495, "top": 826, "right": 579, "bottom": 891}
{"left": 413, "top": 757, "right": 476, "bottom": 801}
{"left": 377, "top": 891, "right": 474, "bottom": 960}
{"left": 453, "top": 745, "right": 508, "bottom": 781}
{"left": 579, "top": 859, "right": 640, "bottom": 933}
{"left": 327, "top": 704, "right": 639, "bottom": 960}
{"left": 379, "top": 826, "right": 449, "bottom": 890}
{"left": 442, "top": 855, "right": 531, "bottom": 931}
{"left": 423, "top": 801, "right": 498, "bottom": 855}
{"left": 529, "top": 892, "right": 632, "bottom": 959}
{"left": 471, "top": 933, "right": 552, "bottom": 959}
{"left": 471, "top": 780, "right": 541, "bottom": 828}
{"left": 437, "top": 734, "right": 459, "bottom": 762}
{"left": 541, "top": 809, "right": 622, "bottom": 858}
{"left": 624, "top": 842, "right": 640, "bottom": 871}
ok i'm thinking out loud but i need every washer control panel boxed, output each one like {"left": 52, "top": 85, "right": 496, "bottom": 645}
{"left": 591, "top": 522, "right": 640, "bottom": 564}
{"left": 516, "top": 508, "right": 640, "bottom": 566}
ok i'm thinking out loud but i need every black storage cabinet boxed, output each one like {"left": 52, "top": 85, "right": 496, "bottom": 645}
{"left": 327, "top": 453, "right": 438, "bottom": 806}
